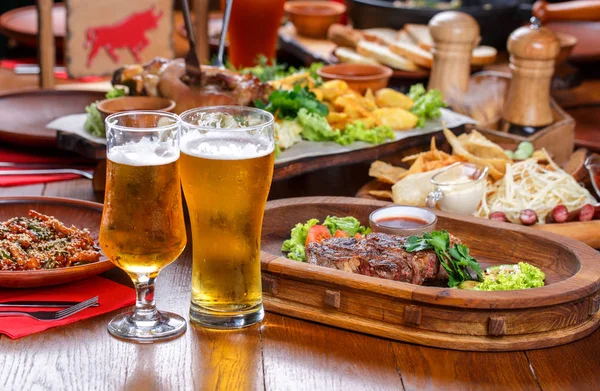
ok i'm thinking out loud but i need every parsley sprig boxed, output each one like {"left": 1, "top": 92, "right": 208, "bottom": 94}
{"left": 404, "top": 230, "right": 482, "bottom": 287}
{"left": 256, "top": 85, "right": 329, "bottom": 120}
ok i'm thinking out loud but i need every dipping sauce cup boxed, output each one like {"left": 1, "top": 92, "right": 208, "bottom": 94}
{"left": 369, "top": 205, "right": 438, "bottom": 236}
{"left": 426, "top": 162, "right": 488, "bottom": 215}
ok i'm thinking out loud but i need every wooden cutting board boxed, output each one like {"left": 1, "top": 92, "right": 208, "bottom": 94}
{"left": 260, "top": 197, "right": 600, "bottom": 351}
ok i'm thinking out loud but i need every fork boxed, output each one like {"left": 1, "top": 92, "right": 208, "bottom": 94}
{"left": 0, "top": 296, "right": 98, "bottom": 321}
{"left": 0, "top": 169, "right": 93, "bottom": 180}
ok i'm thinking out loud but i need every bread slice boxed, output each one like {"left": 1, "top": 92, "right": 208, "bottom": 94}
{"left": 356, "top": 40, "right": 419, "bottom": 72}
{"left": 362, "top": 28, "right": 398, "bottom": 46}
{"left": 328, "top": 24, "right": 363, "bottom": 49}
{"left": 404, "top": 24, "right": 433, "bottom": 51}
{"left": 396, "top": 29, "right": 417, "bottom": 45}
{"left": 388, "top": 41, "right": 433, "bottom": 68}
{"left": 334, "top": 47, "right": 379, "bottom": 65}
{"left": 471, "top": 45, "right": 498, "bottom": 66}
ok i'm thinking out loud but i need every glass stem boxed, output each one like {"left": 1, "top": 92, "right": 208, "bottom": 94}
{"left": 131, "top": 273, "right": 160, "bottom": 323}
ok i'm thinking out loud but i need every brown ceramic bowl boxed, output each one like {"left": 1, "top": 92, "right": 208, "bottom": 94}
{"left": 284, "top": 1, "right": 346, "bottom": 39}
{"left": 317, "top": 63, "right": 393, "bottom": 94}
{"left": 96, "top": 96, "right": 176, "bottom": 122}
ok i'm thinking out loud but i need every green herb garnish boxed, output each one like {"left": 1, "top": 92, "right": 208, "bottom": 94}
{"left": 257, "top": 85, "right": 329, "bottom": 120}
{"left": 238, "top": 55, "right": 324, "bottom": 84}
{"left": 404, "top": 230, "right": 482, "bottom": 287}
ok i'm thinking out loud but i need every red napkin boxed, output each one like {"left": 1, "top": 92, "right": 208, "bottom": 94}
{"left": 0, "top": 276, "right": 135, "bottom": 339}
{"left": 0, "top": 59, "right": 105, "bottom": 82}
{"left": 0, "top": 146, "right": 96, "bottom": 187}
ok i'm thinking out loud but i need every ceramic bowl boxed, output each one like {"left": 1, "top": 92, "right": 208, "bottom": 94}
{"left": 369, "top": 205, "right": 438, "bottom": 237}
{"left": 317, "top": 63, "right": 393, "bottom": 94}
{"left": 285, "top": 1, "right": 346, "bottom": 39}
{"left": 96, "top": 96, "right": 176, "bottom": 122}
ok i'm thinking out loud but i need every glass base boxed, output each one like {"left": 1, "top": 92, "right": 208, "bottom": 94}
{"left": 108, "top": 311, "right": 187, "bottom": 343}
{"left": 189, "top": 302, "right": 264, "bottom": 329}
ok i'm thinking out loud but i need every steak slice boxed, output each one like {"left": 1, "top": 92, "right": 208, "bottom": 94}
{"left": 305, "top": 232, "right": 451, "bottom": 285}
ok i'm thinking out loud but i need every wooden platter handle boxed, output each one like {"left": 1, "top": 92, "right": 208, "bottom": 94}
{"left": 533, "top": 0, "right": 600, "bottom": 23}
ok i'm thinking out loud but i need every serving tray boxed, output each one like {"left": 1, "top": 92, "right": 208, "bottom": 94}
{"left": 260, "top": 197, "right": 600, "bottom": 351}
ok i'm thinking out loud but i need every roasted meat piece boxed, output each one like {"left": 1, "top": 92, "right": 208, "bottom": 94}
{"left": 305, "top": 233, "right": 458, "bottom": 285}
{"left": 112, "top": 58, "right": 272, "bottom": 114}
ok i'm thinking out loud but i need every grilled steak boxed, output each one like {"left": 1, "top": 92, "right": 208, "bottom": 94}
{"left": 305, "top": 233, "right": 457, "bottom": 285}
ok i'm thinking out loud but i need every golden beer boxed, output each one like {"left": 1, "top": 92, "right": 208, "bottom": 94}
{"left": 181, "top": 135, "right": 274, "bottom": 321}
{"left": 100, "top": 157, "right": 187, "bottom": 276}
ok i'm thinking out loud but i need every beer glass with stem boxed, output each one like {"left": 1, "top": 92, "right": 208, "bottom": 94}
{"left": 179, "top": 106, "right": 275, "bottom": 329}
{"left": 100, "top": 111, "right": 187, "bottom": 342}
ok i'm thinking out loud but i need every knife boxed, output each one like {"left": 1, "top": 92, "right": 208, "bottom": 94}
{"left": 0, "top": 301, "right": 100, "bottom": 308}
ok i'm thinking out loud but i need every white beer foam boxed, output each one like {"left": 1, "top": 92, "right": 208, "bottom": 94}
{"left": 108, "top": 137, "right": 179, "bottom": 166}
{"left": 181, "top": 134, "right": 274, "bottom": 161}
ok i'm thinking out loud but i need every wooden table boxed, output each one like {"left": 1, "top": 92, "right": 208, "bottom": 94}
{"left": 1, "top": 179, "right": 600, "bottom": 390}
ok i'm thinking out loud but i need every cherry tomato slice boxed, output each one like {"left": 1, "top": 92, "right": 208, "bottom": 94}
{"left": 334, "top": 230, "right": 349, "bottom": 238}
{"left": 305, "top": 225, "right": 332, "bottom": 246}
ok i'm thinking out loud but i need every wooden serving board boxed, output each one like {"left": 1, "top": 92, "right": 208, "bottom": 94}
{"left": 260, "top": 197, "right": 600, "bottom": 351}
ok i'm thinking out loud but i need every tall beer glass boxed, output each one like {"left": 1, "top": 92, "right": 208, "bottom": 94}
{"left": 180, "top": 106, "right": 274, "bottom": 328}
{"left": 100, "top": 111, "right": 187, "bottom": 342}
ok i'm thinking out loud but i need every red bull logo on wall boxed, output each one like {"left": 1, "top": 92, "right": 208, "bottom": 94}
{"left": 84, "top": 7, "right": 163, "bottom": 67}
{"left": 66, "top": 0, "right": 173, "bottom": 78}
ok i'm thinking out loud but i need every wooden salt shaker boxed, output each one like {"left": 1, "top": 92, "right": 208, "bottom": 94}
{"left": 502, "top": 17, "right": 560, "bottom": 130}
{"left": 427, "top": 11, "right": 480, "bottom": 99}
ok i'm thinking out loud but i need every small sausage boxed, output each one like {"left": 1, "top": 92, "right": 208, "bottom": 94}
{"left": 489, "top": 211, "right": 509, "bottom": 222}
{"left": 546, "top": 205, "right": 569, "bottom": 224}
{"left": 578, "top": 204, "right": 595, "bottom": 221}
{"left": 566, "top": 204, "right": 595, "bottom": 222}
{"left": 520, "top": 209, "right": 538, "bottom": 226}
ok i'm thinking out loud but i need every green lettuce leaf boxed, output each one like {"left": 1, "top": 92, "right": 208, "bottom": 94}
{"left": 297, "top": 108, "right": 340, "bottom": 142}
{"left": 84, "top": 87, "right": 127, "bottom": 137}
{"left": 336, "top": 121, "right": 394, "bottom": 146}
{"left": 281, "top": 218, "right": 319, "bottom": 262}
{"left": 323, "top": 216, "right": 371, "bottom": 236}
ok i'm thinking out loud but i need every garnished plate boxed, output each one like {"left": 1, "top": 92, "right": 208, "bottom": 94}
{"left": 0, "top": 197, "right": 113, "bottom": 288}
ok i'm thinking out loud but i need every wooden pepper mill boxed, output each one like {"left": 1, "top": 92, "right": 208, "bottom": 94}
{"left": 427, "top": 11, "right": 480, "bottom": 100}
{"left": 502, "top": 17, "right": 560, "bottom": 134}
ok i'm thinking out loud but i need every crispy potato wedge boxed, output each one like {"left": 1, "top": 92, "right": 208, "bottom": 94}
{"left": 369, "top": 160, "right": 409, "bottom": 184}
{"left": 443, "top": 127, "right": 508, "bottom": 181}
{"left": 391, "top": 167, "right": 446, "bottom": 206}
{"left": 457, "top": 130, "right": 509, "bottom": 160}
{"left": 364, "top": 88, "right": 376, "bottom": 105}
{"left": 372, "top": 107, "right": 418, "bottom": 130}
{"left": 334, "top": 94, "right": 377, "bottom": 113}
{"left": 375, "top": 88, "right": 413, "bottom": 110}
{"left": 369, "top": 190, "right": 393, "bottom": 200}
{"left": 318, "top": 80, "right": 350, "bottom": 102}
{"left": 326, "top": 112, "right": 349, "bottom": 123}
